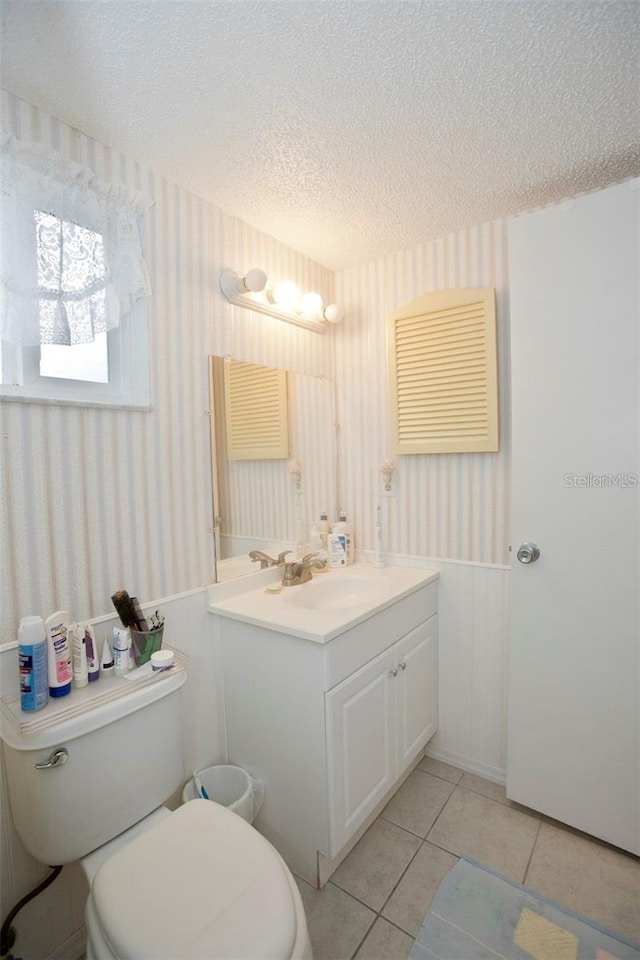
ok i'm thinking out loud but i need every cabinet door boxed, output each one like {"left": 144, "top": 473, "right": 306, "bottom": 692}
{"left": 326, "top": 648, "right": 396, "bottom": 856}
{"left": 396, "top": 618, "right": 438, "bottom": 776}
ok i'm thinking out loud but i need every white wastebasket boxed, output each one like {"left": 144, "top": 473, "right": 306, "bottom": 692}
{"left": 182, "top": 764, "right": 265, "bottom": 824}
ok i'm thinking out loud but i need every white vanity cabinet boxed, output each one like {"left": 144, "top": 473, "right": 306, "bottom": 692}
{"left": 209, "top": 566, "right": 437, "bottom": 886}
{"left": 326, "top": 618, "right": 437, "bottom": 855}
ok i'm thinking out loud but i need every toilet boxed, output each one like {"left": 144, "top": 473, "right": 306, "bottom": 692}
{"left": 0, "top": 664, "right": 312, "bottom": 959}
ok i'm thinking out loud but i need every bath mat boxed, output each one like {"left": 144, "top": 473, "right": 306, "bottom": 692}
{"left": 410, "top": 857, "right": 640, "bottom": 960}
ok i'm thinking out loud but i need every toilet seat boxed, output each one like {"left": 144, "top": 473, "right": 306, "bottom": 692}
{"left": 88, "top": 799, "right": 308, "bottom": 959}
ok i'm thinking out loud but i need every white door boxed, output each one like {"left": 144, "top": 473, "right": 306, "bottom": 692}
{"left": 326, "top": 648, "right": 395, "bottom": 856}
{"left": 507, "top": 180, "right": 639, "bottom": 854}
{"left": 396, "top": 618, "right": 438, "bottom": 774}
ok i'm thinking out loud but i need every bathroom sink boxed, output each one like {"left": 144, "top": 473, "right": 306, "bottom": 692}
{"left": 283, "top": 576, "right": 389, "bottom": 611}
{"left": 207, "top": 562, "right": 439, "bottom": 643}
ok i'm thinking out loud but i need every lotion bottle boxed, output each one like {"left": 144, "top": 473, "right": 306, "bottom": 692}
{"left": 85, "top": 624, "right": 100, "bottom": 682}
{"left": 18, "top": 616, "right": 48, "bottom": 712}
{"left": 71, "top": 622, "right": 88, "bottom": 688}
{"left": 332, "top": 513, "right": 354, "bottom": 565}
{"left": 45, "top": 610, "right": 72, "bottom": 698}
{"left": 101, "top": 636, "right": 115, "bottom": 677}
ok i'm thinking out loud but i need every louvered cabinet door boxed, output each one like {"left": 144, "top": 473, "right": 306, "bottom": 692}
{"left": 224, "top": 359, "right": 289, "bottom": 460}
{"left": 388, "top": 287, "right": 498, "bottom": 454}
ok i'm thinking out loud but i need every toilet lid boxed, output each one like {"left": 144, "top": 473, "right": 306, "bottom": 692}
{"left": 91, "top": 799, "right": 298, "bottom": 959}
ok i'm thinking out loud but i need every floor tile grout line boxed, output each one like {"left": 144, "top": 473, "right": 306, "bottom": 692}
{"left": 347, "top": 904, "right": 377, "bottom": 960}
{"left": 522, "top": 816, "right": 543, "bottom": 885}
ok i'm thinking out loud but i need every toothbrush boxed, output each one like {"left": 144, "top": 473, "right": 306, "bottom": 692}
{"left": 373, "top": 504, "right": 385, "bottom": 568}
{"left": 193, "top": 772, "right": 209, "bottom": 800}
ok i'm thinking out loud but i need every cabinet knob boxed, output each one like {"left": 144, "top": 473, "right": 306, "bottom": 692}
{"left": 399, "top": 662, "right": 407, "bottom": 670}
{"left": 390, "top": 668, "right": 398, "bottom": 678}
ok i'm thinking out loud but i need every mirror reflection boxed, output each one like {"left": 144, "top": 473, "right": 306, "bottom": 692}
{"left": 209, "top": 356, "right": 337, "bottom": 582}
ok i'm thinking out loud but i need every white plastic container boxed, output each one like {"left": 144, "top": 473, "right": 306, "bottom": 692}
{"left": 45, "top": 610, "right": 72, "bottom": 698}
{"left": 151, "top": 649, "right": 174, "bottom": 672}
{"left": 100, "top": 636, "right": 114, "bottom": 676}
{"left": 112, "top": 626, "right": 131, "bottom": 677}
{"left": 18, "top": 616, "right": 48, "bottom": 712}
{"left": 332, "top": 513, "right": 354, "bottom": 565}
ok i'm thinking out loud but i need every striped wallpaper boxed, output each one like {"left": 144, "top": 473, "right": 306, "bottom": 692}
{"left": 0, "top": 90, "right": 335, "bottom": 643}
{"left": 335, "top": 221, "right": 511, "bottom": 566}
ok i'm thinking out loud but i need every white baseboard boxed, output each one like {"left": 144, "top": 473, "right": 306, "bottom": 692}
{"left": 425, "top": 743, "right": 506, "bottom": 786}
{"left": 47, "top": 926, "right": 85, "bottom": 960}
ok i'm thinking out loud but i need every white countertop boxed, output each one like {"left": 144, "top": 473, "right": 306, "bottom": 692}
{"left": 206, "top": 562, "right": 438, "bottom": 642}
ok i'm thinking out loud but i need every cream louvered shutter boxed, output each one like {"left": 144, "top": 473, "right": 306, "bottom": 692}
{"left": 224, "top": 360, "right": 290, "bottom": 460}
{"left": 388, "top": 288, "right": 499, "bottom": 454}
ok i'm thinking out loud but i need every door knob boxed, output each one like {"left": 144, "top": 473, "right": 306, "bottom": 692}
{"left": 517, "top": 542, "right": 541, "bottom": 564}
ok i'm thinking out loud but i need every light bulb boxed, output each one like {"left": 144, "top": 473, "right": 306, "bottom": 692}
{"left": 300, "top": 292, "right": 323, "bottom": 316}
{"left": 242, "top": 268, "right": 267, "bottom": 293}
{"left": 272, "top": 281, "right": 300, "bottom": 311}
{"left": 323, "top": 303, "right": 344, "bottom": 324}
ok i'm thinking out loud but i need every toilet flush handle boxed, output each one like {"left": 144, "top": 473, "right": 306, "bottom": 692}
{"left": 35, "top": 748, "right": 68, "bottom": 770}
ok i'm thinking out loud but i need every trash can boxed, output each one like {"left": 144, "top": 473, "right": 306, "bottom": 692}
{"left": 182, "top": 764, "right": 265, "bottom": 824}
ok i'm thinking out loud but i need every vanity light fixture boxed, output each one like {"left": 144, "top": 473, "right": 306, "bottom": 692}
{"left": 220, "top": 268, "right": 344, "bottom": 332}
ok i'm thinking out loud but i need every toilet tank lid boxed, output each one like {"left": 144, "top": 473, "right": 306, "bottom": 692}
{"left": 0, "top": 650, "right": 186, "bottom": 750}
{"left": 90, "top": 800, "right": 298, "bottom": 960}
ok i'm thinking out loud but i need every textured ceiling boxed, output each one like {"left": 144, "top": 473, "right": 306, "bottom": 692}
{"left": 1, "top": 1, "right": 639, "bottom": 270}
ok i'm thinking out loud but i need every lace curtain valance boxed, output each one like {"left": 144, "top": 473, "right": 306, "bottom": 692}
{"left": 1, "top": 131, "right": 152, "bottom": 346}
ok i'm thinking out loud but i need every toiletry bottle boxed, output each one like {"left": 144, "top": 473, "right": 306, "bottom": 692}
{"left": 45, "top": 610, "right": 72, "bottom": 698}
{"left": 112, "top": 626, "right": 131, "bottom": 677}
{"left": 327, "top": 532, "right": 347, "bottom": 567}
{"left": 85, "top": 623, "right": 100, "bottom": 682}
{"left": 310, "top": 522, "right": 322, "bottom": 551}
{"left": 101, "top": 636, "right": 115, "bottom": 677}
{"left": 71, "top": 622, "right": 88, "bottom": 688}
{"left": 127, "top": 631, "right": 136, "bottom": 672}
{"left": 18, "top": 616, "right": 48, "bottom": 712}
{"left": 309, "top": 522, "right": 329, "bottom": 567}
{"left": 332, "top": 513, "right": 354, "bottom": 565}
{"left": 318, "top": 512, "right": 330, "bottom": 549}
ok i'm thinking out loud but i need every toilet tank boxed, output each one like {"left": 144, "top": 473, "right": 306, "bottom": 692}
{"left": 0, "top": 668, "right": 186, "bottom": 865}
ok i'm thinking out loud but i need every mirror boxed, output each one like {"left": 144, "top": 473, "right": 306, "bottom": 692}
{"left": 209, "top": 356, "right": 337, "bottom": 582}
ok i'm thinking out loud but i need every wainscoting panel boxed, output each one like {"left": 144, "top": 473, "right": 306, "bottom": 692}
{"left": 362, "top": 554, "right": 511, "bottom": 782}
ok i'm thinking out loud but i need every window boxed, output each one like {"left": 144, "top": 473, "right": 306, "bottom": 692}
{"left": 1, "top": 131, "right": 151, "bottom": 408}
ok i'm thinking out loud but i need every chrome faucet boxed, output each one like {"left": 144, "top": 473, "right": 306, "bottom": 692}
{"left": 248, "top": 549, "right": 291, "bottom": 570}
{"left": 281, "top": 553, "right": 327, "bottom": 586}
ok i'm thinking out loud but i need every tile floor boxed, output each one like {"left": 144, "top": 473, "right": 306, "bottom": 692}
{"left": 295, "top": 757, "right": 640, "bottom": 960}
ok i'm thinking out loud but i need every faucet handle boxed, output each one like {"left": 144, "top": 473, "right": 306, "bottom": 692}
{"left": 281, "top": 560, "right": 299, "bottom": 586}
{"left": 302, "top": 552, "right": 327, "bottom": 569}
{"left": 277, "top": 550, "right": 292, "bottom": 566}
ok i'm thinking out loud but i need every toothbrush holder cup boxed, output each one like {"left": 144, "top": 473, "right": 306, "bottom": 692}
{"left": 132, "top": 625, "right": 164, "bottom": 666}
